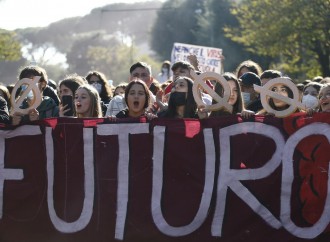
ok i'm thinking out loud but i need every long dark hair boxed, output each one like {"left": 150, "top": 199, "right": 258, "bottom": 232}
{"left": 164, "top": 77, "right": 197, "bottom": 118}
{"left": 59, "top": 74, "right": 86, "bottom": 96}
{"left": 268, "top": 85, "right": 293, "bottom": 111}
{"left": 85, "top": 71, "right": 112, "bottom": 103}
{"left": 210, "top": 72, "right": 243, "bottom": 117}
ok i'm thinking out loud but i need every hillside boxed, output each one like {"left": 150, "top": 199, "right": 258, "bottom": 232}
{"left": 0, "top": 1, "right": 164, "bottom": 84}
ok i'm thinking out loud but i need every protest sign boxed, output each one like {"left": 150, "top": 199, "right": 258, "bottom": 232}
{"left": 171, "top": 42, "right": 223, "bottom": 73}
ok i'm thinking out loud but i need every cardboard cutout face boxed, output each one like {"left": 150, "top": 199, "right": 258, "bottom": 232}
{"left": 254, "top": 77, "right": 305, "bottom": 117}
{"left": 190, "top": 70, "right": 233, "bottom": 113}
{"left": 10, "top": 76, "right": 42, "bottom": 115}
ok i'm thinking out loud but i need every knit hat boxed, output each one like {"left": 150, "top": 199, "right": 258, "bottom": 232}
{"left": 239, "top": 72, "right": 261, "bottom": 86}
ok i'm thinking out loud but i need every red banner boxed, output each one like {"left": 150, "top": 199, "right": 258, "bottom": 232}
{"left": 0, "top": 113, "right": 330, "bottom": 242}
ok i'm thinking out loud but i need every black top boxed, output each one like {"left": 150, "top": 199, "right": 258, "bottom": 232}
{"left": 116, "top": 108, "right": 130, "bottom": 118}
{"left": 246, "top": 98, "right": 263, "bottom": 113}
{"left": 101, "top": 101, "right": 109, "bottom": 117}
{"left": 0, "top": 97, "right": 10, "bottom": 125}
{"left": 116, "top": 108, "right": 148, "bottom": 119}
{"left": 43, "top": 85, "right": 60, "bottom": 105}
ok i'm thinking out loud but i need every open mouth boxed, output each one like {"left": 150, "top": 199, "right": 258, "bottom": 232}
{"left": 321, "top": 103, "right": 329, "bottom": 108}
{"left": 133, "top": 101, "right": 139, "bottom": 108}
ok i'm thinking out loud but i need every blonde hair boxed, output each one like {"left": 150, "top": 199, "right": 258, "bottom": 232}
{"left": 75, "top": 84, "right": 102, "bottom": 118}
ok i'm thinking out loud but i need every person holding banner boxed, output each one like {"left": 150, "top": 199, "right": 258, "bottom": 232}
{"left": 11, "top": 66, "right": 59, "bottom": 126}
{"left": 256, "top": 78, "right": 300, "bottom": 116}
{"left": 209, "top": 72, "right": 254, "bottom": 119}
{"left": 74, "top": 84, "right": 103, "bottom": 118}
{"left": 116, "top": 79, "right": 152, "bottom": 118}
{"left": 157, "top": 77, "right": 207, "bottom": 119}
{"left": 58, "top": 74, "right": 86, "bottom": 117}
{"left": 17, "top": 65, "right": 60, "bottom": 106}
{"left": 171, "top": 60, "right": 213, "bottom": 106}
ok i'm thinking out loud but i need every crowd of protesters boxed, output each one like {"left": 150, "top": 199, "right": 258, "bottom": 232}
{"left": 0, "top": 57, "right": 330, "bottom": 126}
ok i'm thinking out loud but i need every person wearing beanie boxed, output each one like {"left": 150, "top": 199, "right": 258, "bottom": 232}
{"left": 239, "top": 72, "right": 263, "bottom": 112}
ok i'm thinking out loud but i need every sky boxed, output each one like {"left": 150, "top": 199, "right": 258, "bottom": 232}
{"left": 0, "top": 0, "right": 162, "bottom": 30}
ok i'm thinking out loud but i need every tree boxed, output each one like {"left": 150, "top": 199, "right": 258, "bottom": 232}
{"left": 225, "top": 0, "right": 330, "bottom": 79}
{"left": 194, "top": 0, "right": 272, "bottom": 72}
{"left": 151, "top": 0, "right": 205, "bottom": 60}
{"left": 0, "top": 29, "right": 22, "bottom": 61}
{"left": 87, "top": 44, "right": 161, "bottom": 85}
{"left": 66, "top": 31, "right": 161, "bottom": 84}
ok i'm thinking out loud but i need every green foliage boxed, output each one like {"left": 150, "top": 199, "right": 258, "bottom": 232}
{"left": 86, "top": 44, "right": 136, "bottom": 84}
{"left": 150, "top": 0, "right": 204, "bottom": 60}
{"left": 0, "top": 29, "right": 22, "bottom": 61}
{"left": 66, "top": 32, "right": 161, "bottom": 85}
{"left": 225, "top": 0, "right": 330, "bottom": 78}
{"left": 150, "top": 0, "right": 271, "bottom": 72}
{"left": 42, "top": 64, "right": 67, "bottom": 83}
{"left": 194, "top": 0, "right": 272, "bottom": 72}
{"left": 86, "top": 44, "right": 162, "bottom": 85}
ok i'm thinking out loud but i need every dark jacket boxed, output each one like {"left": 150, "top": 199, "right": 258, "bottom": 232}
{"left": 43, "top": 85, "right": 60, "bottom": 105}
{"left": 0, "top": 97, "right": 10, "bottom": 125}
{"left": 246, "top": 98, "right": 263, "bottom": 113}
{"left": 20, "top": 96, "right": 59, "bottom": 123}
{"left": 116, "top": 108, "right": 130, "bottom": 118}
